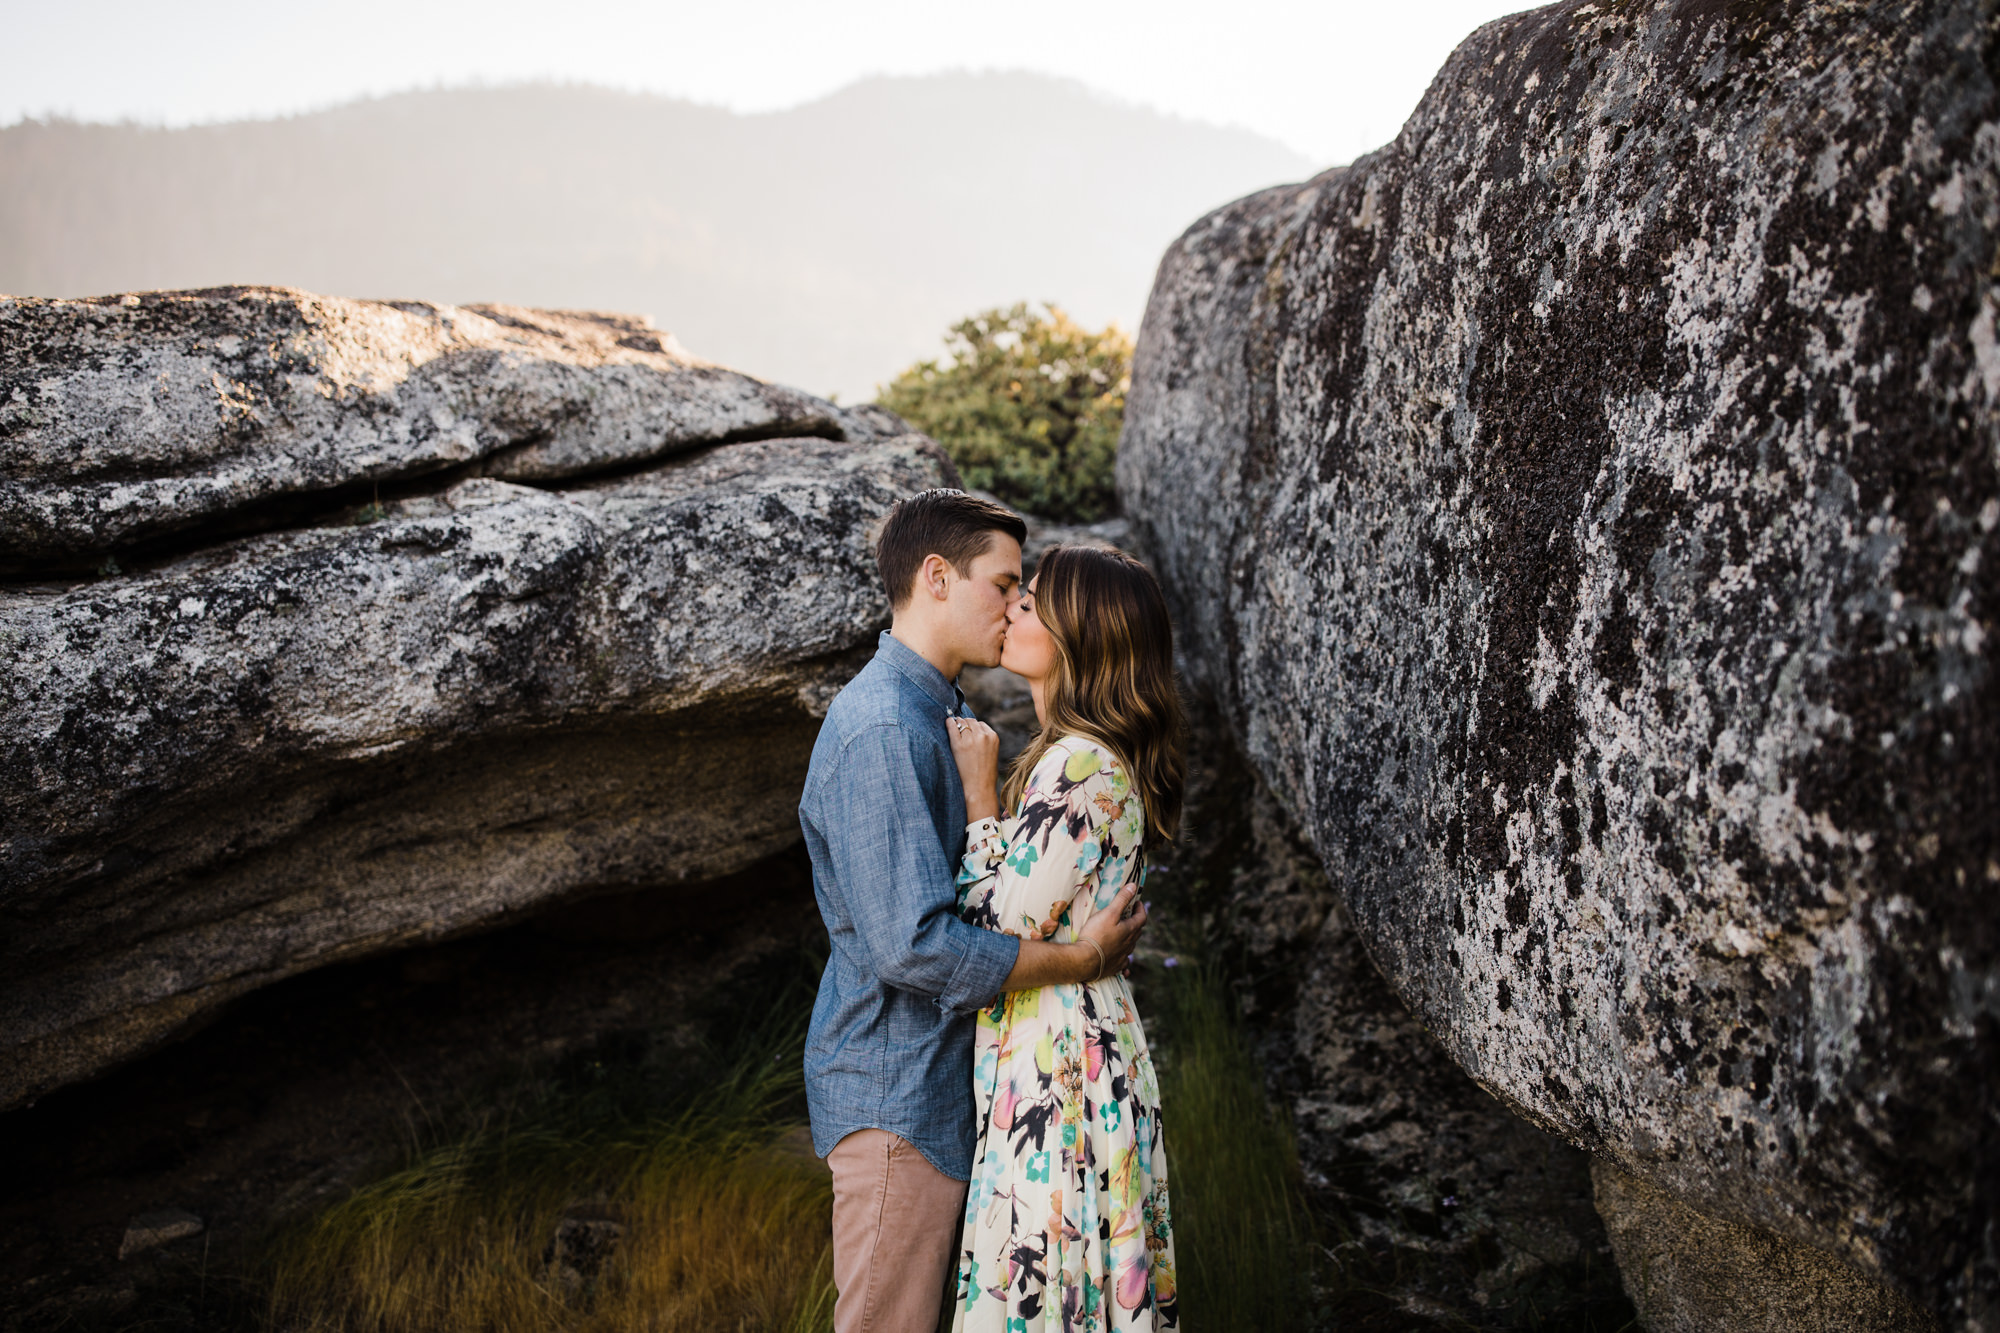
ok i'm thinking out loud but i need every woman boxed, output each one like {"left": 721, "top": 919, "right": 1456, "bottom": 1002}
{"left": 945, "top": 543, "right": 1184, "bottom": 1332}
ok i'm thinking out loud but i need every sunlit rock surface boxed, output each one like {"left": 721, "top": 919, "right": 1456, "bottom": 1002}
{"left": 0, "top": 287, "right": 892, "bottom": 568}
{"left": 1122, "top": 0, "right": 1995, "bottom": 1326}
{"left": 0, "top": 289, "right": 951, "bottom": 1111}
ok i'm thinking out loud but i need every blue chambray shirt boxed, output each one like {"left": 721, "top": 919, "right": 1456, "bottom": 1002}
{"left": 800, "top": 631, "right": 1021, "bottom": 1180}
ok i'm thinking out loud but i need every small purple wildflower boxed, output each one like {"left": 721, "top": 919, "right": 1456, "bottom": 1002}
{"left": 1162, "top": 956, "right": 1180, "bottom": 969}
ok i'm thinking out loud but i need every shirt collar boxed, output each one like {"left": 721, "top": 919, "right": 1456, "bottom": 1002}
{"left": 877, "top": 629, "right": 966, "bottom": 717}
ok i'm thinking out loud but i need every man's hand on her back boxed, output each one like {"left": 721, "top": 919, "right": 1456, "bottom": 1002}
{"left": 999, "top": 884, "right": 1149, "bottom": 990}
{"left": 1078, "top": 884, "right": 1147, "bottom": 979}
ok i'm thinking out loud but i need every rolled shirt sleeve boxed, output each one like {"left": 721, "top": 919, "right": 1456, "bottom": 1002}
{"left": 823, "top": 722, "right": 1019, "bottom": 1014}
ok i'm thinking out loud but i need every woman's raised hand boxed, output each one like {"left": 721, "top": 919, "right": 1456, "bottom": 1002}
{"left": 947, "top": 716, "right": 1001, "bottom": 823}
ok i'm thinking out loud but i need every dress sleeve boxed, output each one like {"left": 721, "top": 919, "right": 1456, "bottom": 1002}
{"left": 955, "top": 742, "right": 1128, "bottom": 941}
{"left": 955, "top": 815, "right": 1009, "bottom": 930}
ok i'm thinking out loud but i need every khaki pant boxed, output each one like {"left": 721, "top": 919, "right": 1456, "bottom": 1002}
{"left": 828, "top": 1129, "right": 965, "bottom": 1333}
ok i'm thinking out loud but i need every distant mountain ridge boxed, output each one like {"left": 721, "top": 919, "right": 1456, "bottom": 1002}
{"left": 0, "top": 74, "right": 1316, "bottom": 399}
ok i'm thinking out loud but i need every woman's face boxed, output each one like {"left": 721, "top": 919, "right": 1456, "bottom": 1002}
{"left": 999, "top": 574, "right": 1055, "bottom": 682}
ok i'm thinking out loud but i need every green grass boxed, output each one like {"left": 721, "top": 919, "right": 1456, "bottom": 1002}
{"left": 250, "top": 959, "right": 1322, "bottom": 1333}
{"left": 1147, "top": 959, "right": 1316, "bottom": 1332}
{"left": 96, "top": 939, "right": 1325, "bottom": 1333}
{"left": 259, "top": 971, "right": 1319, "bottom": 1333}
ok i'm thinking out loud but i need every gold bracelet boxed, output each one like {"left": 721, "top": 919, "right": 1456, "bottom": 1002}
{"left": 1078, "top": 937, "right": 1107, "bottom": 983}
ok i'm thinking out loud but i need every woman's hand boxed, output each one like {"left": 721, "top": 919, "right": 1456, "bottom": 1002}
{"left": 948, "top": 716, "right": 1001, "bottom": 823}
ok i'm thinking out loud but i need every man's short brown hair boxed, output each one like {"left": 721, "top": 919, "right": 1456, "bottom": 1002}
{"left": 877, "top": 489, "right": 1028, "bottom": 610}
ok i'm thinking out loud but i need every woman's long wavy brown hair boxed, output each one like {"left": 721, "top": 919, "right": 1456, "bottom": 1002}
{"left": 1002, "top": 544, "right": 1185, "bottom": 852}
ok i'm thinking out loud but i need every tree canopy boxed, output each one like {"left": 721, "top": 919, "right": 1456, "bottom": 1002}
{"left": 877, "top": 303, "right": 1131, "bottom": 522}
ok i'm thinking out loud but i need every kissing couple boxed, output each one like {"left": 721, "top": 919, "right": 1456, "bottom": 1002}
{"left": 800, "top": 488, "right": 1183, "bottom": 1333}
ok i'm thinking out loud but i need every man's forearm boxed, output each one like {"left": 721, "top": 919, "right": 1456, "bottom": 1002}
{"left": 1001, "top": 937, "right": 1098, "bottom": 991}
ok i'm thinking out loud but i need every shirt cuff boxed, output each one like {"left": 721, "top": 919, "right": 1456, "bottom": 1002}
{"left": 965, "top": 816, "right": 1003, "bottom": 850}
{"left": 935, "top": 921, "right": 1020, "bottom": 1014}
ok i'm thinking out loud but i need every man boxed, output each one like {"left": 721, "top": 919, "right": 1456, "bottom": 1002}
{"left": 800, "top": 488, "right": 1149, "bottom": 1333}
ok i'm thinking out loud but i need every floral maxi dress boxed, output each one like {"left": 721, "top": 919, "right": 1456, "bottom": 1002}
{"left": 952, "top": 735, "right": 1178, "bottom": 1332}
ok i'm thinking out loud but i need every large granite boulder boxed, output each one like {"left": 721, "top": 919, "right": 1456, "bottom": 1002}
{"left": 0, "top": 287, "right": 889, "bottom": 571}
{"left": 0, "top": 288, "right": 950, "bottom": 1111}
{"left": 1121, "top": 0, "right": 1995, "bottom": 1326}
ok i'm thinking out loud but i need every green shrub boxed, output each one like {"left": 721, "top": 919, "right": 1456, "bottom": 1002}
{"left": 877, "top": 303, "right": 1131, "bottom": 522}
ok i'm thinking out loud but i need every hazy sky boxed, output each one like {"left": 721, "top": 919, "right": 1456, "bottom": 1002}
{"left": 3, "top": 0, "right": 1533, "bottom": 166}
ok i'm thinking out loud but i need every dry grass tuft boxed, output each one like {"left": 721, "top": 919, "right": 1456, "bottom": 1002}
{"left": 253, "top": 951, "right": 1314, "bottom": 1333}
{"left": 262, "top": 1021, "right": 836, "bottom": 1333}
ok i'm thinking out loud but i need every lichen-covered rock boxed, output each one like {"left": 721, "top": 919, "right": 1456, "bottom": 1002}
{"left": 0, "top": 292, "right": 951, "bottom": 1110}
{"left": 1161, "top": 726, "right": 1630, "bottom": 1321}
{"left": 0, "top": 288, "right": 879, "bottom": 567}
{"left": 1121, "top": 0, "right": 1997, "bottom": 1326}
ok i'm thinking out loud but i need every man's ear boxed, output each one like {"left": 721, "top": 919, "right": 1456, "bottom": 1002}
{"left": 919, "top": 553, "right": 953, "bottom": 602}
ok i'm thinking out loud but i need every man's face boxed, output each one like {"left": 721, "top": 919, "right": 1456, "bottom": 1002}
{"left": 945, "top": 535, "right": 1023, "bottom": 671}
